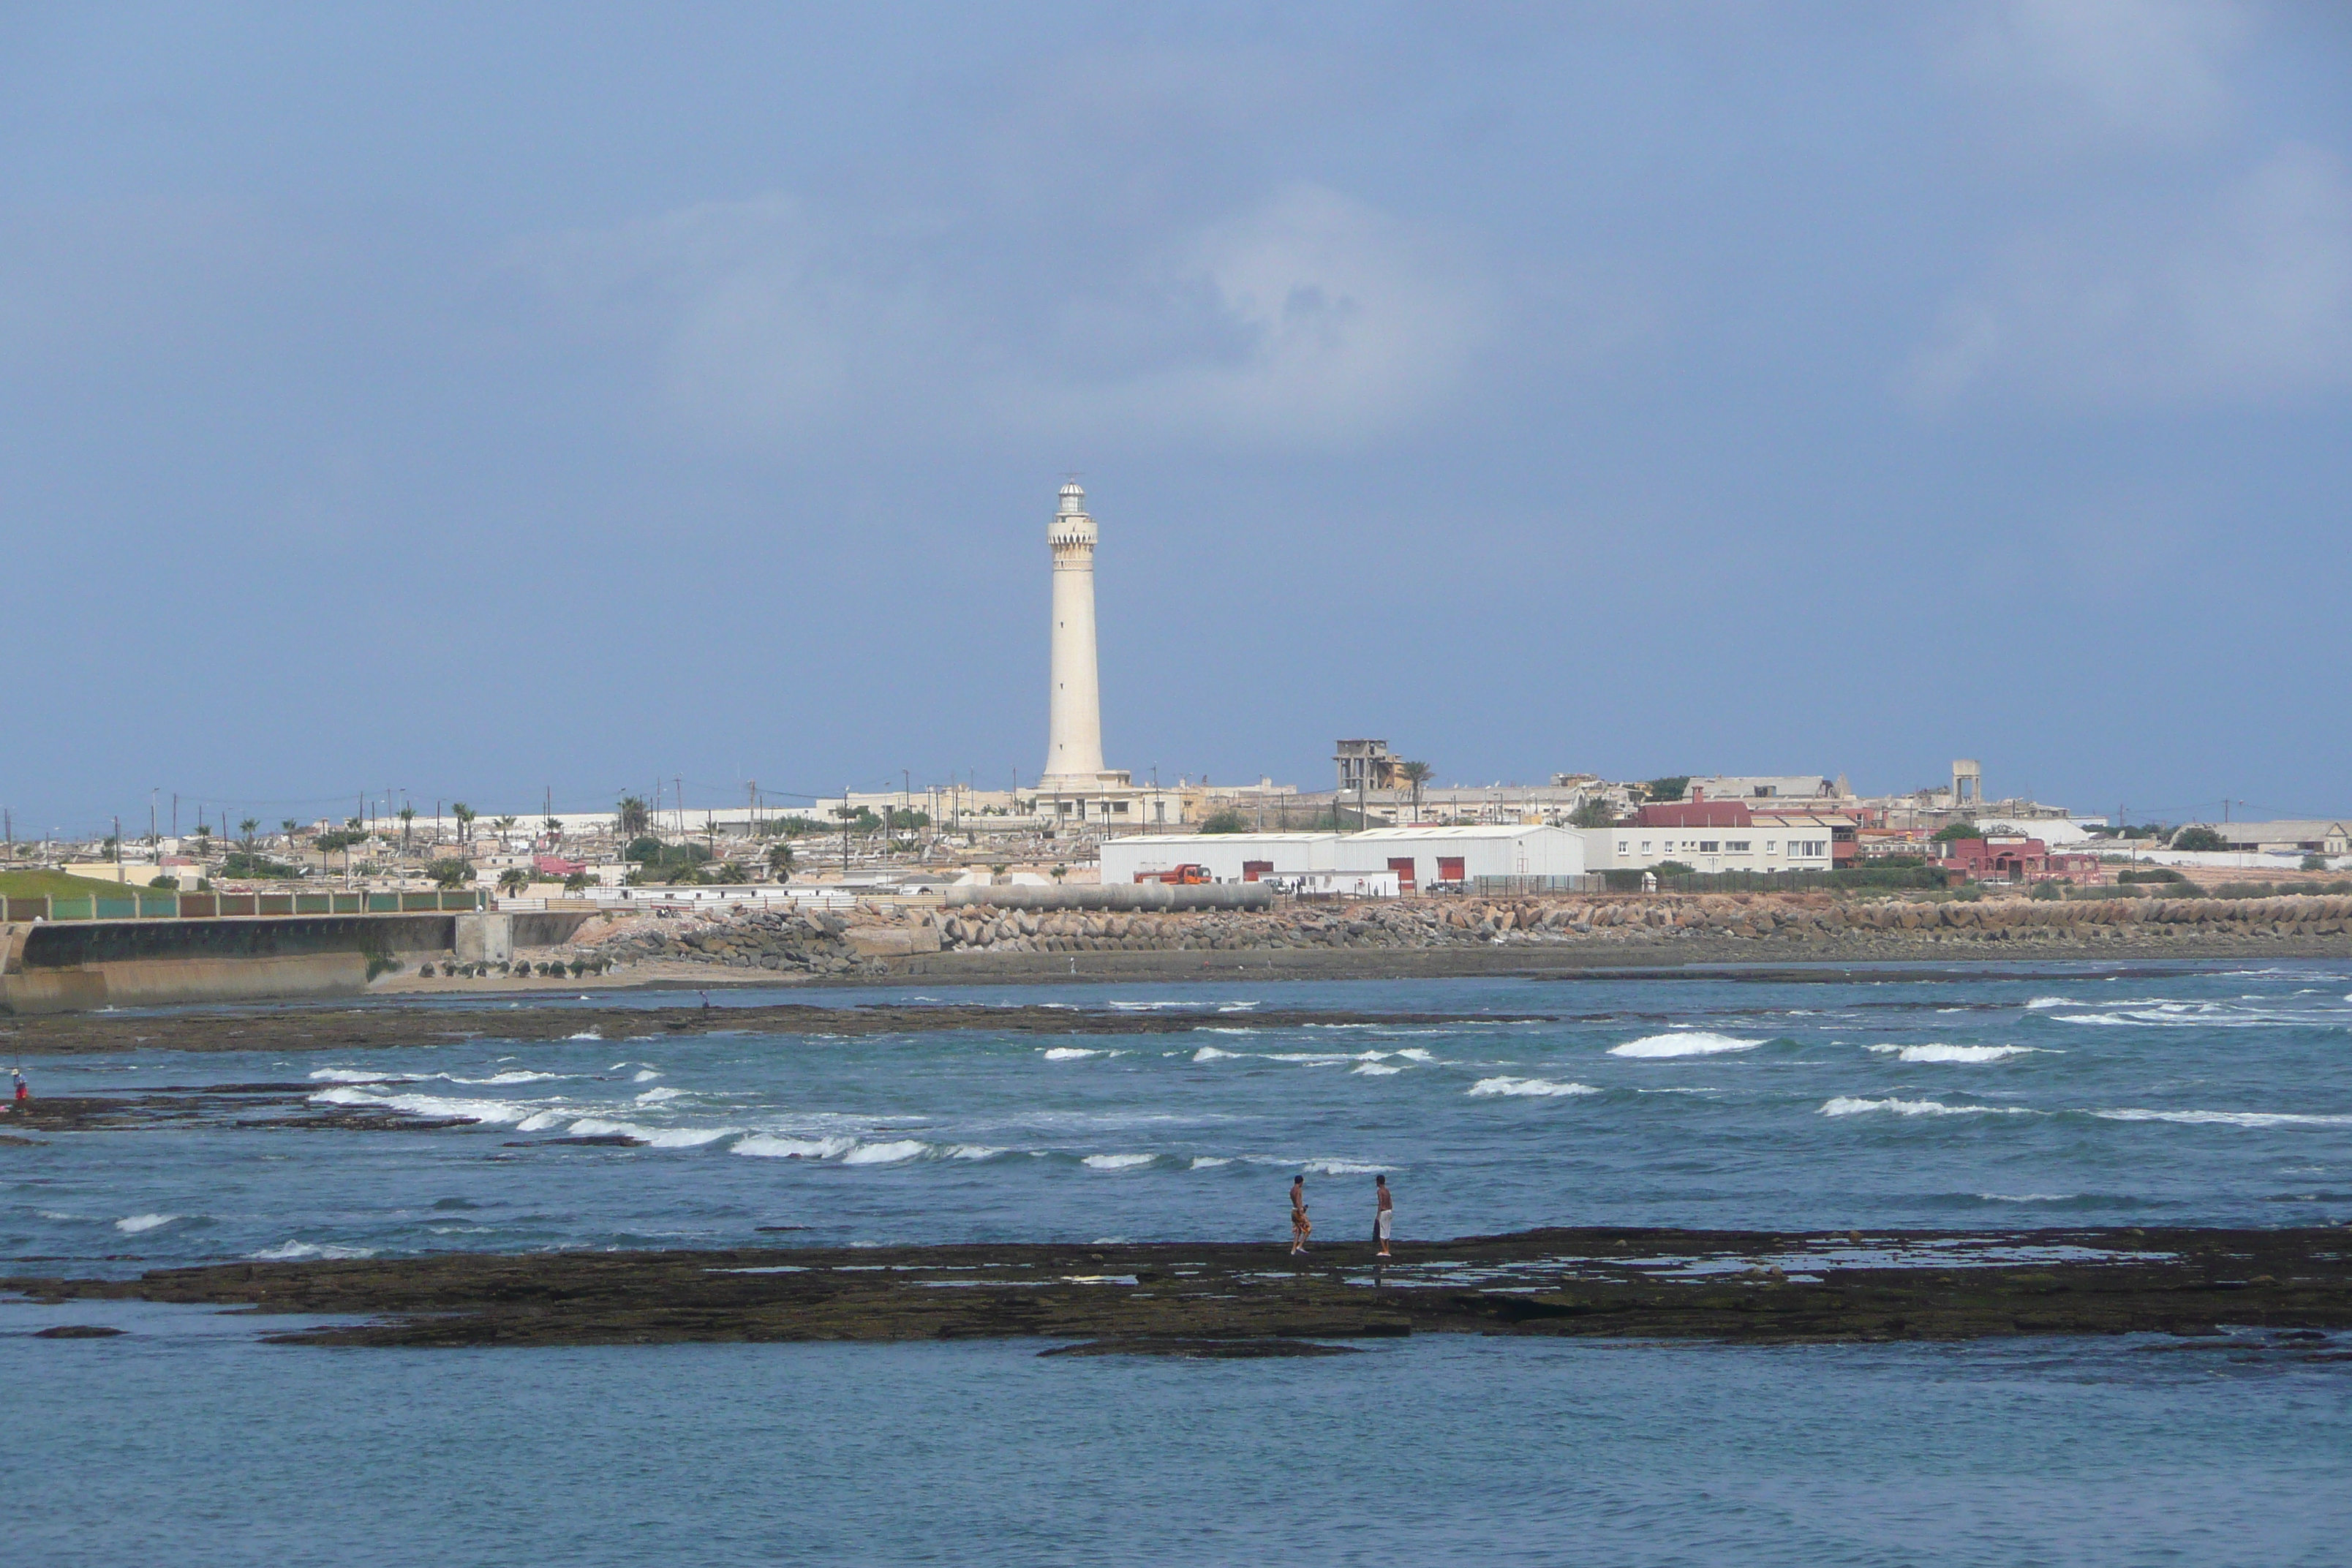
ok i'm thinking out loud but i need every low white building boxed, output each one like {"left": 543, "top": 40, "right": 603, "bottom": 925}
{"left": 1100, "top": 824, "right": 1588, "bottom": 892}
{"left": 1585, "top": 815, "right": 1839, "bottom": 875}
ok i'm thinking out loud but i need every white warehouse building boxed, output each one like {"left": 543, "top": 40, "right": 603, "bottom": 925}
{"left": 1099, "top": 824, "right": 1589, "bottom": 893}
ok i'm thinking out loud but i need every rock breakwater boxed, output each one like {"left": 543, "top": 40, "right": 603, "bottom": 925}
{"left": 573, "top": 892, "right": 2352, "bottom": 979}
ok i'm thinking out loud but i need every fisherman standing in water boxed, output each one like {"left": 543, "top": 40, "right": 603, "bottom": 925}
{"left": 1289, "top": 1174, "right": 1311, "bottom": 1255}
{"left": 1373, "top": 1173, "right": 1394, "bottom": 1257}
{"left": 12, "top": 1069, "right": 26, "bottom": 1104}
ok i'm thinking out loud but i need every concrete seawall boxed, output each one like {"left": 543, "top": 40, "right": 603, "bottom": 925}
{"left": 944, "top": 885, "right": 1275, "bottom": 912}
{"left": 0, "top": 910, "right": 596, "bottom": 1014}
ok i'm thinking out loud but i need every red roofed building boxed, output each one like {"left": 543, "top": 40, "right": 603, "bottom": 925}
{"left": 1932, "top": 837, "right": 2103, "bottom": 886}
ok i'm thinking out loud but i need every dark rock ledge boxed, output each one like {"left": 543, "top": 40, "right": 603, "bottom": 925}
{"left": 8, "top": 1227, "right": 2349, "bottom": 1352}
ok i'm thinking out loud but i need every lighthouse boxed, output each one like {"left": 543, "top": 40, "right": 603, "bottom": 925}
{"left": 1041, "top": 480, "right": 1107, "bottom": 787}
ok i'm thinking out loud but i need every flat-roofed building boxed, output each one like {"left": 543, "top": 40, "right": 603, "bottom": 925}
{"left": 1100, "top": 823, "right": 1587, "bottom": 892}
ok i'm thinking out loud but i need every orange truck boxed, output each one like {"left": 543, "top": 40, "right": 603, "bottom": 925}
{"left": 1134, "top": 864, "right": 1211, "bottom": 886}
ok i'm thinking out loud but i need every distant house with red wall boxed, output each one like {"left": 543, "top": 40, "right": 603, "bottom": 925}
{"left": 534, "top": 853, "right": 585, "bottom": 879}
{"left": 1932, "top": 836, "right": 2103, "bottom": 885}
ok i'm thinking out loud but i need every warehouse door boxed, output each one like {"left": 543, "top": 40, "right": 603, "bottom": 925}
{"left": 1436, "top": 856, "right": 1466, "bottom": 885}
{"left": 1241, "top": 860, "right": 1274, "bottom": 881}
{"left": 1387, "top": 856, "right": 1417, "bottom": 893}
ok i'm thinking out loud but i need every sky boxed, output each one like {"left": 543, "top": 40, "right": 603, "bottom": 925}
{"left": 3, "top": 1, "right": 2348, "bottom": 837}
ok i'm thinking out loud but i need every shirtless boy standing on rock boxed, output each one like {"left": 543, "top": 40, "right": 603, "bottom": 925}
{"left": 1290, "top": 1175, "right": 1311, "bottom": 1255}
{"left": 1374, "top": 1173, "right": 1394, "bottom": 1257}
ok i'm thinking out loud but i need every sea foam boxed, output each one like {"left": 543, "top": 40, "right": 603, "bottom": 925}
{"left": 114, "top": 1213, "right": 177, "bottom": 1234}
{"left": 1609, "top": 1031, "right": 1763, "bottom": 1058}
{"left": 732, "top": 1134, "right": 856, "bottom": 1160}
{"left": 1082, "top": 1153, "right": 1156, "bottom": 1171}
{"left": 1820, "top": 1096, "right": 2035, "bottom": 1117}
{"left": 2092, "top": 1109, "right": 2352, "bottom": 1129}
{"left": 842, "top": 1139, "right": 928, "bottom": 1165}
{"left": 251, "top": 1240, "right": 375, "bottom": 1261}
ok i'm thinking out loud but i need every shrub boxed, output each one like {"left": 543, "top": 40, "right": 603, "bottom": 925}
{"left": 2028, "top": 881, "right": 2062, "bottom": 900}
{"left": 2170, "top": 826, "right": 2227, "bottom": 852}
{"left": 1931, "top": 821, "right": 1980, "bottom": 843}
{"left": 1653, "top": 861, "right": 1696, "bottom": 878}
{"left": 148, "top": 875, "right": 179, "bottom": 890}
{"left": 2117, "top": 867, "right": 2185, "bottom": 884}
{"left": 1642, "top": 777, "right": 1689, "bottom": 803}
{"left": 1199, "top": 810, "right": 1249, "bottom": 834}
{"left": 2302, "top": 854, "right": 2329, "bottom": 872}
{"left": 426, "top": 859, "right": 475, "bottom": 890}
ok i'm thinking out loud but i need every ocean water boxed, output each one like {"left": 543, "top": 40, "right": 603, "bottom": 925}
{"left": 7, "top": 960, "right": 2351, "bottom": 1564}
{"left": 8, "top": 961, "right": 2351, "bottom": 1266}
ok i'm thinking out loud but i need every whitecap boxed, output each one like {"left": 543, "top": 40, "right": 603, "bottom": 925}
{"left": 1865, "top": 1044, "right": 2049, "bottom": 1063}
{"left": 733, "top": 1134, "right": 856, "bottom": 1159}
{"left": 565, "top": 1117, "right": 735, "bottom": 1148}
{"left": 1042, "top": 1047, "right": 1113, "bottom": 1061}
{"left": 843, "top": 1139, "right": 929, "bottom": 1165}
{"left": 567, "top": 1030, "right": 603, "bottom": 1041}
{"left": 1191, "top": 1046, "right": 1239, "bottom": 1062}
{"left": 1468, "top": 1077, "right": 1599, "bottom": 1098}
{"left": 2092, "top": 1109, "right": 2352, "bottom": 1129}
{"left": 1200, "top": 1027, "right": 1259, "bottom": 1036}
{"left": 1977, "top": 1193, "right": 2078, "bottom": 1203}
{"left": 307, "top": 1068, "right": 410, "bottom": 1084}
{"left": 633, "top": 1068, "right": 663, "bottom": 1082}
{"left": 1190, "top": 1156, "right": 1235, "bottom": 1169}
{"left": 514, "top": 1109, "right": 573, "bottom": 1132}
{"left": 307, "top": 1087, "right": 538, "bottom": 1126}
{"left": 1082, "top": 1153, "right": 1156, "bottom": 1171}
{"left": 2024, "top": 997, "right": 2076, "bottom": 1010}
{"left": 1352, "top": 1062, "right": 1403, "bottom": 1076}
{"left": 1609, "top": 1031, "right": 1763, "bottom": 1059}
{"left": 1302, "top": 1159, "right": 1386, "bottom": 1175}
{"left": 1395, "top": 1048, "right": 1437, "bottom": 1063}
{"left": 942, "top": 1144, "right": 1006, "bottom": 1160}
{"left": 450, "top": 1070, "right": 571, "bottom": 1085}
{"left": 1820, "top": 1096, "right": 2035, "bottom": 1117}
{"left": 635, "top": 1087, "right": 687, "bottom": 1104}
{"left": 251, "top": 1240, "right": 375, "bottom": 1261}
{"left": 114, "top": 1213, "right": 177, "bottom": 1234}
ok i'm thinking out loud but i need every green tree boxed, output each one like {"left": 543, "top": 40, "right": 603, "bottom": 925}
{"left": 398, "top": 804, "right": 415, "bottom": 851}
{"left": 712, "top": 861, "right": 750, "bottom": 884}
{"left": 1200, "top": 809, "right": 1248, "bottom": 834}
{"left": 493, "top": 815, "right": 518, "bottom": 837}
{"left": 1569, "top": 796, "right": 1616, "bottom": 829}
{"left": 767, "top": 841, "right": 795, "bottom": 880}
{"left": 1643, "top": 777, "right": 1690, "bottom": 804}
{"left": 1932, "top": 821, "right": 1981, "bottom": 842}
{"left": 1395, "top": 760, "right": 1433, "bottom": 819}
{"left": 616, "top": 796, "right": 651, "bottom": 837}
{"left": 238, "top": 818, "right": 259, "bottom": 851}
{"left": 2171, "top": 826, "right": 2226, "bottom": 852}
{"left": 427, "top": 858, "right": 474, "bottom": 889}
{"left": 497, "top": 867, "right": 531, "bottom": 897}
{"left": 2303, "top": 853, "right": 2329, "bottom": 872}
{"left": 280, "top": 818, "right": 299, "bottom": 841}
{"left": 563, "top": 870, "right": 594, "bottom": 894}
{"left": 452, "top": 803, "right": 476, "bottom": 847}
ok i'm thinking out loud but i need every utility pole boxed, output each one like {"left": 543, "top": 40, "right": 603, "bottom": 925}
{"left": 150, "top": 789, "right": 157, "bottom": 845}
{"left": 841, "top": 785, "right": 851, "bottom": 878}
{"left": 172, "top": 793, "right": 178, "bottom": 838}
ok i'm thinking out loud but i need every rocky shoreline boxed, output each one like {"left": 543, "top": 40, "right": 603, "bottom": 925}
{"left": 516, "top": 890, "right": 2352, "bottom": 988}
{"left": 10, "top": 1227, "right": 2348, "bottom": 1352}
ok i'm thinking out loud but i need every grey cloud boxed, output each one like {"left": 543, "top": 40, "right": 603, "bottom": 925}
{"left": 510, "top": 184, "right": 1492, "bottom": 451}
{"left": 1946, "top": 0, "right": 2250, "bottom": 148}
{"left": 1906, "top": 141, "right": 2352, "bottom": 408}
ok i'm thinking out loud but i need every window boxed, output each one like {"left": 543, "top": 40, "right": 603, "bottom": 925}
{"left": 1765, "top": 840, "right": 1776, "bottom": 853}
{"left": 1640, "top": 841, "right": 1652, "bottom": 853}
{"left": 1617, "top": 840, "right": 1629, "bottom": 855}
{"left": 1725, "top": 840, "right": 1750, "bottom": 852}
{"left": 1112, "top": 802, "right": 1129, "bottom": 813}
{"left": 1698, "top": 841, "right": 1719, "bottom": 853}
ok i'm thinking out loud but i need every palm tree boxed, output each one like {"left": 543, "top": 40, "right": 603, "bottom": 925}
{"left": 429, "top": 858, "right": 473, "bottom": 890}
{"left": 452, "top": 803, "right": 475, "bottom": 848}
{"left": 497, "top": 867, "right": 531, "bottom": 898}
{"left": 238, "top": 818, "right": 258, "bottom": 851}
{"left": 767, "top": 841, "right": 794, "bottom": 881}
{"left": 493, "top": 815, "right": 518, "bottom": 838}
{"left": 563, "top": 870, "right": 593, "bottom": 895}
{"left": 398, "top": 804, "right": 415, "bottom": 852}
{"left": 280, "top": 818, "right": 299, "bottom": 843}
{"left": 1396, "top": 761, "right": 1433, "bottom": 823}
{"left": 617, "top": 796, "right": 650, "bottom": 837}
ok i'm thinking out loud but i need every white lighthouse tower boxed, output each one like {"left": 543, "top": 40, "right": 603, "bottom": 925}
{"left": 1041, "top": 479, "right": 1109, "bottom": 787}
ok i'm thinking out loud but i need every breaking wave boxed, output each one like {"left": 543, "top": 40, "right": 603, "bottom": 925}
{"left": 1866, "top": 1044, "right": 2049, "bottom": 1063}
{"left": 1468, "top": 1077, "right": 1598, "bottom": 1098}
{"left": 1820, "top": 1096, "right": 2037, "bottom": 1117}
{"left": 732, "top": 1134, "right": 857, "bottom": 1160}
{"left": 251, "top": 1240, "right": 376, "bottom": 1261}
{"left": 1082, "top": 1153, "right": 1156, "bottom": 1171}
{"left": 1609, "top": 1031, "right": 1763, "bottom": 1058}
{"left": 841, "top": 1139, "right": 929, "bottom": 1166}
{"left": 114, "top": 1213, "right": 177, "bottom": 1234}
{"left": 1042, "top": 1047, "right": 1122, "bottom": 1061}
{"left": 1191, "top": 1046, "right": 1240, "bottom": 1062}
